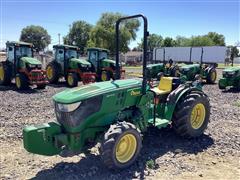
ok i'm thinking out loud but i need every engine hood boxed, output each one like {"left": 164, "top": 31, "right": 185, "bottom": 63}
{"left": 20, "top": 57, "right": 42, "bottom": 65}
{"left": 223, "top": 66, "right": 240, "bottom": 73}
{"left": 53, "top": 79, "right": 142, "bottom": 104}
{"left": 147, "top": 63, "right": 164, "bottom": 69}
{"left": 70, "top": 58, "right": 92, "bottom": 66}
{"left": 102, "top": 59, "right": 115, "bottom": 65}
{"left": 180, "top": 64, "right": 200, "bottom": 70}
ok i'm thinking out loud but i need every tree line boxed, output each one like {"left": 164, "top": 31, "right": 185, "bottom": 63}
{"left": 19, "top": 12, "right": 239, "bottom": 57}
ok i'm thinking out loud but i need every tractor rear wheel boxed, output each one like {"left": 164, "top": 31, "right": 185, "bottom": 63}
{"left": 172, "top": 92, "right": 210, "bottom": 138}
{"left": 15, "top": 73, "right": 29, "bottom": 90}
{"left": 206, "top": 68, "right": 217, "bottom": 84}
{"left": 101, "top": 71, "right": 111, "bottom": 81}
{"left": 100, "top": 121, "right": 142, "bottom": 169}
{"left": 46, "top": 62, "right": 59, "bottom": 84}
{"left": 0, "top": 63, "right": 12, "bottom": 85}
{"left": 67, "top": 72, "right": 78, "bottom": 87}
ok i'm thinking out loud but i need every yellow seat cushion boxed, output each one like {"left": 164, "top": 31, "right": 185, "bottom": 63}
{"left": 151, "top": 77, "right": 173, "bottom": 95}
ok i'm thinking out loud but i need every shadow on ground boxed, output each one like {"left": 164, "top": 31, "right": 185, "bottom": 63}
{"left": 0, "top": 84, "right": 44, "bottom": 94}
{"left": 32, "top": 127, "right": 214, "bottom": 180}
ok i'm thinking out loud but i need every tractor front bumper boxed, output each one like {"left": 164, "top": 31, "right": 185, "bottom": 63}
{"left": 29, "top": 69, "right": 48, "bottom": 85}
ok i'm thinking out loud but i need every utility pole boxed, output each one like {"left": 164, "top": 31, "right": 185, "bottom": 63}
{"left": 58, "top": 33, "right": 61, "bottom": 44}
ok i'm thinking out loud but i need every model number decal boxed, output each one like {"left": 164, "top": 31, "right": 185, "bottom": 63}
{"left": 130, "top": 90, "right": 141, "bottom": 96}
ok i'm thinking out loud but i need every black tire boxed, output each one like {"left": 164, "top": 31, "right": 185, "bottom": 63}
{"left": 206, "top": 68, "right": 217, "bottom": 84}
{"left": 46, "top": 62, "right": 60, "bottom": 84}
{"left": 101, "top": 71, "right": 111, "bottom": 81}
{"left": 36, "top": 84, "right": 46, "bottom": 89}
{"left": 172, "top": 92, "right": 210, "bottom": 138}
{"left": 67, "top": 72, "right": 78, "bottom": 87}
{"left": 0, "top": 63, "right": 12, "bottom": 85}
{"left": 15, "top": 73, "right": 29, "bottom": 90}
{"left": 100, "top": 121, "right": 142, "bottom": 169}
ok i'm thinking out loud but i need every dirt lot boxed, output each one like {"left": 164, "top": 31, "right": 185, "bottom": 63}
{"left": 0, "top": 69, "right": 239, "bottom": 180}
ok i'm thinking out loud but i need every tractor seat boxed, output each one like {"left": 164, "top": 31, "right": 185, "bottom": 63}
{"left": 151, "top": 77, "right": 173, "bottom": 95}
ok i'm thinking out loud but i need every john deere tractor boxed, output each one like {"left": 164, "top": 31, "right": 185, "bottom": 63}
{"left": 46, "top": 45, "right": 96, "bottom": 87}
{"left": 146, "top": 59, "right": 180, "bottom": 80}
{"left": 179, "top": 63, "right": 217, "bottom": 84}
{"left": 23, "top": 15, "right": 210, "bottom": 169}
{"left": 0, "top": 41, "right": 47, "bottom": 90}
{"left": 219, "top": 66, "right": 240, "bottom": 90}
{"left": 87, "top": 47, "right": 125, "bottom": 81}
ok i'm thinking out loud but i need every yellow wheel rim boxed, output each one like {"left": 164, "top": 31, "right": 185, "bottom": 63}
{"left": 68, "top": 74, "right": 73, "bottom": 85}
{"left": 190, "top": 103, "right": 206, "bottom": 129}
{"left": 211, "top": 71, "right": 216, "bottom": 82}
{"left": 115, "top": 134, "right": 137, "bottom": 163}
{"left": 16, "top": 76, "right": 21, "bottom": 88}
{"left": 101, "top": 72, "right": 107, "bottom": 81}
{"left": 0, "top": 66, "right": 4, "bottom": 81}
{"left": 47, "top": 66, "right": 53, "bottom": 80}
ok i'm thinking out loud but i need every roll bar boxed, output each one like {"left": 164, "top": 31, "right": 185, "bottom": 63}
{"left": 115, "top": 14, "right": 149, "bottom": 94}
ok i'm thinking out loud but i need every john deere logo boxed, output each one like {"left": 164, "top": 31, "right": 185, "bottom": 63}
{"left": 131, "top": 90, "right": 141, "bottom": 96}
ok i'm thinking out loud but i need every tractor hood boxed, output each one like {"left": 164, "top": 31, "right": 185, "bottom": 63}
{"left": 70, "top": 58, "right": 92, "bottom": 66}
{"left": 20, "top": 57, "right": 42, "bottom": 65}
{"left": 223, "top": 66, "right": 240, "bottom": 73}
{"left": 180, "top": 64, "right": 200, "bottom": 71}
{"left": 147, "top": 63, "right": 164, "bottom": 69}
{"left": 102, "top": 59, "right": 116, "bottom": 65}
{"left": 53, "top": 79, "right": 142, "bottom": 104}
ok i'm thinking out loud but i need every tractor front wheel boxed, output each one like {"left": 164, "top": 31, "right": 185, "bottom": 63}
{"left": 67, "top": 73, "right": 78, "bottom": 87}
{"left": 46, "top": 62, "right": 59, "bottom": 84}
{"left": 172, "top": 92, "right": 210, "bottom": 138}
{"left": 100, "top": 121, "right": 142, "bottom": 169}
{"left": 15, "top": 73, "right": 29, "bottom": 90}
{"left": 0, "top": 63, "right": 12, "bottom": 85}
{"left": 206, "top": 68, "right": 217, "bottom": 84}
{"left": 101, "top": 71, "right": 111, "bottom": 81}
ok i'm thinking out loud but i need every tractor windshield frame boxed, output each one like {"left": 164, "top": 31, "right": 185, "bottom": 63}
{"left": 115, "top": 14, "right": 149, "bottom": 94}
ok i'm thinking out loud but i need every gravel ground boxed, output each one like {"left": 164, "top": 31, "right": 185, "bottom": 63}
{"left": 0, "top": 69, "right": 239, "bottom": 180}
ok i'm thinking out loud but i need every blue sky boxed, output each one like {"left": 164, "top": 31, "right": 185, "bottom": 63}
{"left": 0, "top": 0, "right": 239, "bottom": 49}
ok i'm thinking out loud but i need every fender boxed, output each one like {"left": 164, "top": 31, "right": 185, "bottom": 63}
{"left": 164, "top": 84, "right": 207, "bottom": 121}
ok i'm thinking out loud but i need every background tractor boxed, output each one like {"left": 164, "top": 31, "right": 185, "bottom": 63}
{"left": 219, "top": 66, "right": 240, "bottom": 90}
{"left": 0, "top": 41, "right": 47, "bottom": 90}
{"left": 23, "top": 15, "right": 210, "bottom": 169}
{"left": 87, "top": 47, "right": 125, "bottom": 81}
{"left": 179, "top": 63, "right": 217, "bottom": 84}
{"left": 46, "top": 45, "right": 96, "bottom": 87}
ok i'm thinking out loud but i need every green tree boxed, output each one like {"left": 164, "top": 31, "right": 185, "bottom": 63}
{"left": 87, "top": 12, "right": 140, "bottom": 53}
{"left": 207, "top": 32, "right": 225, "bottom": 46}
{"left": 137, "top": 33, "right": 163, "bottom": 51}
{"left": 229, "top": 46, "right": 239, "bottom": 61}
{"left": 163, "top": 37, "right": 176, "bottom": 47}
{"left": 20, "top": 25, "right": 51, "bottom": 51}
{"left": 175, "top": 36, "right": 191, "bottom": 46}
{"left": 63, "top": 21, "right": 93, "bottom": 53}
{"left": 189, "top": 35, "right": 215, "bottom": 46}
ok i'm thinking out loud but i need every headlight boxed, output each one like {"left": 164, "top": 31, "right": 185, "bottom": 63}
{"left": 57, "top": 102, "right": 81, "bottom": 112}
{"left": 227, "top": 71, "right": 235, "bottom": 75}
{"left": 28, "top": 64, "right": 37, "bottom": 68}
{"left": 37, "top": 64, "right": 42, "bottom": 68}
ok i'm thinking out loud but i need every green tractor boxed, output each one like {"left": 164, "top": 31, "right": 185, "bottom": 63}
{"left": 179, "top": 63, "right": 217, "bottom": 84}
{"left": 87, "top": 47, "right": 125, "bottom": 81}
{"left": 0, "top": 41, "right": 47, "bottom": 90}
{"left": 219, "top": 66, "right": 240, "bottom": 90}
{"left": 146, "top": 59, "right": 180, "bottom": 80}
{"left": 23, "top": 15, "right": 210, "bottom": 169}
{"left": 46, "top": 45, "right": 96, "bottom": 87}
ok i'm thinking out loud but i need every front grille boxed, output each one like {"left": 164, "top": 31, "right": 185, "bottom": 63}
{"left": 223, "top": 73, "right": 234, "bottom": 78}
{"left": 55, "top": 96, "right": 103, "bottom": 128}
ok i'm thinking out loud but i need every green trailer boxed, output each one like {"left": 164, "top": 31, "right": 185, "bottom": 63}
{"left": 219, "top": 66, "right": 240, "bottom": 90}
{"left": 0, "top": 41, "right": 47, "bottom": 90}
{"left": 23, "top": 14, "right": 210, "bottom": 169}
